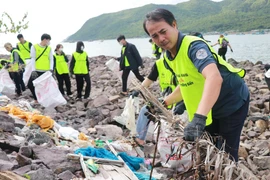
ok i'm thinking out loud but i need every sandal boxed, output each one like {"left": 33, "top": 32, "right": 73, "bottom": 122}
{"left": 132, "top": 137, "right": 145, "bottom": 150}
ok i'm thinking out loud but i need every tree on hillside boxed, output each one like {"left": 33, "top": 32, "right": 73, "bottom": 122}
{"left": 0, "top": 12, "right": 28, "bottom": 33}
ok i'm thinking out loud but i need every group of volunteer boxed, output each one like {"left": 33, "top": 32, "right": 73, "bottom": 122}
{"left": 2, "top": 33, "right": 91, "bottom": 102}
{"left": 1, "top": 8, "right": 250, "bottom": 164}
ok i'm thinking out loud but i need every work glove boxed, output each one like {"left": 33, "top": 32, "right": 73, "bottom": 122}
{"left": 162, "top": 87, "right": 172, "bottom": 97}
{"left": 0, "top": 60, "right": 7, "bottom": 66}
{"left": 31, "top": 71, "right": 39, "bottom": 80}
{"left": 231, "top": 49, "right": 233, "bottom": 52}
{"left": 173, "top": 101, "right": 186, "bottom": 115}
{"left": 129, "top": 90, "right": 140, "bottom": 98}
{"left": 184, "top": 113, "right": 206, "bottom": 141}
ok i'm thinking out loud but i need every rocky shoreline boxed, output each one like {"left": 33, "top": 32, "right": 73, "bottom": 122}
{"left": 0, "top": 55, "right": 270, "bottom": 179}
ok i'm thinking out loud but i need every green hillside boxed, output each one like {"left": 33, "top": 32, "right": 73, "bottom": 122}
{"left": 65, "top": 0, "right": 270, "bottom": 42}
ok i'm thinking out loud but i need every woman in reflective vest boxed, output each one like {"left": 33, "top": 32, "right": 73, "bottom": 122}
{"left": 69, "top": 41, "right": 91, "bottom": 100}
{"left": 53, "top": 44, "right": 72, "bottom": 97}
{"left": 4, "top": 42, "right": 26, "bottom": 96}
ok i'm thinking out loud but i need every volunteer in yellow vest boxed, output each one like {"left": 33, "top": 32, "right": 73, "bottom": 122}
{"left": 212, "top": 34, "right": 233, "bottom": 61}
{"left": 53, "top": 44, "right": 72, "bottom": 98}
{"left": 69, "top": 41, "right": 91, "bottom": 101}
{"left": 16, "top": 34, "right": 32, "bottom": 60}
{"left": 28, "top": 33, "right": 54, "bottom": 102}
{"left": 4, "top": 42, "right": 26, "bottom": 96}
{"left": 117, "top": 35, "right": 145, "bottom": 96}
{"left": 149, "top": 38, "right": 162, "bottom": 59}
{"left": 135, "top": 58, "right": 185, "bottom": 146}
{"left": 143, "top": 9, "right": 249, "bottom": 162}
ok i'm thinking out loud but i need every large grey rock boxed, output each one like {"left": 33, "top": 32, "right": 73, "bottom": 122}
{"left": 27, "top": 167, "right": 56, "bottom": 180}
{"left": 57, "top": 170, "right": 75, "bottom": 180}
{"left": 0, "top": 159, "right": 14, "bottom": 171}
{"left": 0, "top": 112, "right": 15, "bottom": 132}
{"left": 19, "top": 146, "right": 33, "bottom": 158}
{"left": 94, "top": 124, "right": 123, "bottom": 140}
{"left": 32, "top": 146, "right": 81, "bottom": 174}
{"left": 253, "top": 156, "right": 270, "bottom": 170}
{"left": 93, "top": 95, "right": 110, "bottom": 107}
{"left": 13, "top": 165, "right": 32, "bottom": 175}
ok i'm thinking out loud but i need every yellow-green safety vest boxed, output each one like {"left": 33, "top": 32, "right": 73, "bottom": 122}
{"left": 54, "top": 54, "right": 69, "bottom": 75}
{"left": 73, "top": 51, "right": 88, "bottom": 74}
{"left": 17, "top": 41, "right": 31, "bottom": 59}
{"left": 156, "top": 58, "right": 177, "bottom": 109}
{"left": 34, "top": 44, "right": 51, "bottom": 71}
{"left": 9, "top": 49, "right": 25, "bottom": 72}
{"left": 156, "top": 58, "right": 176, "bottom": 92}
{"left": 121, "top": 46, "right": 130, "bottom": 67}
{"left": 152, "top": 44, "right": 162, "bottom": 57}
{"left": 164, "top": 35, "right": 245, "bottom": 126}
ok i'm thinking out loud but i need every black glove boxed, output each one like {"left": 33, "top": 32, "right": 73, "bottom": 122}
{"left": 0, "top": 60, "right": 7, "bottom": 66}
{"left": 144, "top": 105, "right": 156, "bottom": 123}
{"left": 31, "top": 71, "right": 39, "bottom": 79}
{"left": 173, "top": 101, "right": 186, "bottom": 115}
{"left": 184, "top": 113, "right": 206, "bottom": 141}
{"left": 231, "top": 49, "right": 233, "bottom": 52}
{"left": 162, "top": 87, "right": 172, "bottom": 97}
{"left": 130, "top": 90, "right": 140, "bottom": 98}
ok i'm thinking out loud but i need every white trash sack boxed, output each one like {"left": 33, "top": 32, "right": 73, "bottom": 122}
{"left": 33, "top": 71, "right": 67, "bottom": 108}
{"left": 157, "top": 119, "right": 192, "bottom": 171}
{"left": 105, "top": 58, "right": 136, "bottom": 87}
{"left": 23, "top": 59, "right": 33, "bottom": 85}
{"left": 113, "top": 96, "right": 136, "bottom": 135}
{"left": 0, "top": 69, "right": 15, "bottom": 96}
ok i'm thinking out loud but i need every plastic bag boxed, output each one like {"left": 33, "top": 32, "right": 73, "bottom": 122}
{"left": 157, "top": 119, "right": 192, "bottom": 171}
{"left": 114, "top": 96, "right": 136, "bottom": 135}
{"left": 59, "top": 126, "right": 79, "bottom": 140}
{"left": 0, "top": 69, "right": 15, "bottom": 96}
{"left": 23, "top": 59, "right": 32, "bottom": 85}
{"left": 105, "top": 58, "right": 136, "bottom": 87}
{"left": 33, "top": 71, "right": 67, "bottom": 108}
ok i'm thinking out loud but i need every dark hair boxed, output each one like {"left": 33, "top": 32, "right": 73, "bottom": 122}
{"left": 76, "top": 41, "right": 84, "bottom": 53}
{"left": 41, "top": 33, "right": 51, "bottom": 41}
{"left": 117, "top": 35, "right": 125, "bottom": 42}
{"left": 265, "top": 64, "right": 270, "bottom": 71}
{"left": 17, "top": 34, "right": 23, "bottom": 39}
{"left": 143, "top": 8, "right": 176, "bottom": 35}
{"left": 189, "top": 32, "right": 204, "bottom": 39}
{"left": 54, "top": 44, "right": 63, "bottom": 52}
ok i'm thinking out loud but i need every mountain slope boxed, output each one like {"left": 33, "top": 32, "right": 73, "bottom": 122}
{"left": 65, "top": 0, "right": 270, "bottom": 42}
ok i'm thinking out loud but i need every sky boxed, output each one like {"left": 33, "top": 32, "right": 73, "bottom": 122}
{"left": 0, "top": 0, "right": 222, "bottom": 44}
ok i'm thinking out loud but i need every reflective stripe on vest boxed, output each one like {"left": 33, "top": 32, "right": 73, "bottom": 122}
{"left": 164, "top": 35, "right": 246, "bottom": 126}
{"left": 17, "top": 41, "right": 30, "bottom": 59}
{"left": 34, "top": 44, "right": 51, "bottom": 71}
{"left": 73, "top": 51, "right": 88, "bottom": 74}
{"left": 54, "top": 54, "right": 69, "bottom": 75}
